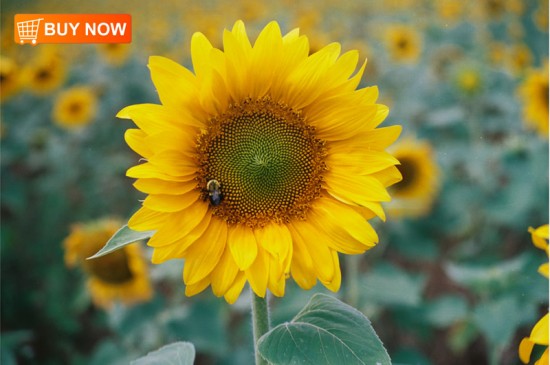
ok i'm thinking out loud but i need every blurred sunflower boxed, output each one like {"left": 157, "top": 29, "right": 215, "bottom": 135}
{"left": 385, "top": 25, "right": 422, "bottom": 64}
{"left": 97, "top": 43, "right": 132, "bottom": 67}
{"left": 519, "top": 63, "right": 549, "bottom": 138}
{"left": 119, "top": 20, "right": 402, "bottom": 303}
{"left": 508, "top": 44, "right": 533, "bottom": 76}
{"left": 64, "top": 219, "right": 153, "bottom": 309}
{"left": 455, "top": 67, "right": 482, "bottom": 95}
{"left": 519, "top": 224, "right": 549, "bottom": 365}
{"left": 533, "top": 0, "right": 549, "bottom": 31}
{"left": 388, "top": 137, "right": 440, "bottom": 218}
{"left": 0, "top": 56, "right": 21, "bottom": 101}
{"left": 52, "top": 86, "right": 98, "bottom": 130}
{"left": 23, "top": 47, "right": 66, "bottom": 94}
{"left": 435, "top": 0, "right": 464, "bottom": 24}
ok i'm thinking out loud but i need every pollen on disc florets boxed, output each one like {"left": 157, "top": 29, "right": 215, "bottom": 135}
{"left": 196, "top": 97, "right": 327, "bottom": 228}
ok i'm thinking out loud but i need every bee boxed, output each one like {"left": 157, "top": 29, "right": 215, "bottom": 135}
{"left": 206, "top": 179, "right": 223, "bottom": 206}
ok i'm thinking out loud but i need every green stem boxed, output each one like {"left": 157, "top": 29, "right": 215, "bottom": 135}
{"left": 251, "top": 290, "right": 270, "bottom": 365}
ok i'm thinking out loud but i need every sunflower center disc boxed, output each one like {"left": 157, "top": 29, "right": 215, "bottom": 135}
{"left": 197, "top": 98, "right": 326, "bottom": 228}
{"left": 84, "top": 249, "right": 134, "bottom": 284}
{"left": 395, "top": 156, "right": 417, "bottom": 192}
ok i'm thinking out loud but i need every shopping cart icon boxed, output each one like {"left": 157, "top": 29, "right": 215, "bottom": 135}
{"left": 17, "top": 18, "right": 43, "bottom": 44}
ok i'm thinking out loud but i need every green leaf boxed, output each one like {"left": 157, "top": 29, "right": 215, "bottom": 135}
{"left": 423, "top": 295, "right": 468, "bottom": 327}
{"left": 258, "top": 293, "right": 391, "bottom": 365}
{"left": 87, "top": 225, "right": 154, "bottom": 259}
{"left": 361, "top": 263, "right": 427, "bottom": 307}
{"left": 130, "top": 342, "right": 195, "bottom": 365}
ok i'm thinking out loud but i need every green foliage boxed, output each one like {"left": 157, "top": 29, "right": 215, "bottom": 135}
{"left": 258, "top": 294, "right": 391, "bottom": 365}
{"left": 88, "top": 225, "right": 154, "bottom": 259}
{"left": 130, "top": 342, "right": 195, "bottom": 365}
{"left": 1, "top": 0, "right": 548, "bottom": 364}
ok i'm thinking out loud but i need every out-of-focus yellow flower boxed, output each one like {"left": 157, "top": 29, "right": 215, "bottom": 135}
{"left": 52, "top": 86, "right": 98, "bottom": 130}
{"left": 385, "top": 25, "right": 422, "bottom": 64}
{"left": 119, "top": 20, "right": 402, "bottom": 303}
{"left": 519, "top": 63, "right": 549, "bottom": 138}
{"left": 23, "top": 47, "right": 66, "bottom": 94}
{"left": 455, "top": 67, "right": 482, "bottom": 94}
{"left": 0, "top": 56, "right": 21, "bottom": 101}
{"left": 519, "top": 224, "right": 549, "bottom": 364}
{"left": 97, "top": 43, "right": 132, "bottom": 67}
{"left": 508, "top": 44, "right": 533, "bottom": 76}
{"left": 435, "top": 0, "right": 464, "bottom": 24}
{"left": 487, "top": 41, "right": 507, "bottom": 67}
{"left": 64, "top": 219, "right": 153, "bottom": 310}
{"left": 388, "top": 137, "right": 440, "bottom": 218}
{"left": 533, "top": 0, "right": 549, "bottom": 31}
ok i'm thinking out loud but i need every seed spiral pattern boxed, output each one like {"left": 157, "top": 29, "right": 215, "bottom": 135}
{"left": 197, "top": 98, "right": 326, "bottom": 228}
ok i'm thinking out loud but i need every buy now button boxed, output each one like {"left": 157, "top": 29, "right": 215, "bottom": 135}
{"left": 15, "top": 14, "right": 131, "bottom": 45}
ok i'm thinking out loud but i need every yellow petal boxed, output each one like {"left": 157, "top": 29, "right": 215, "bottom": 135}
{"left": 288, "top": 225, "right": 317, "bottom": 290}
{"left": 191, "top": 32, "right": 214, "bottom": 79}
{"left": 538, "top": 263, "right": 549, "bottom": 278}
{"left": 321, "top": 250, "right": 342, "bottom": 292}
{"left": 530, "top": 225, "right": 549, "bottom": 253}
{"left": 133, "top": 178, "right": 197, "bottom": 195}
{"left": 327, "top": 150, "right": 400, "bottom": 175}
{"left": 183, "top": 218, "right": 228, "bottom": 285}
{"left": 329, "top": 125, "right": 402, "bottom": 153}
{"left": 245, "top": 246, "right": 269, "bottom": 298}
{"left": 150, "top": 211, "right": 211, "bottom": 263}
{"left": 228, "top": 225, "right": 258, "bottom": 270}
{"left": 211, "top": 245, "right": 240, "bottom": 296}
{"left": 519, "top": 337, "right": 535, "bottom": 364}
{"left": 530, "top": 313, "right": 549, "bottom": 345}
{"left": 249, "top": 21, "right": 282, "bottom": 98}
{"left": 185, "top": 276, "right": 210, "bottom": 297}
{"left": 224, "top": 272, "right": 247, "bottom": 304}
{"left": 147, "top": 200, "right": 209, "bottom": 247}
{"left": 311, "top": 198, "right": 378, "bottom": 252}
{"left": 125, "top": 129, "right": 152, "bottom": 158}
{"left": 128, "top": 206, "right": 168, "bottom": 231}
{"left": 267, "top": 252, "right": 286, "bottom": 297}
{"left": 256, "top": 223, "right": 293, "bottom": 274}
{"left": 536, "top": 348, "right": 549, "bottom": 365}
{"left": 143, "top": 192, "right": 199, "bottom": 212}
{"left": 325, "top": 170, "right": 391, "bottom": 205}
{"left": 148, "top": 56, "right": 198, "bottom": 110}
{"left": 147, "top": 150, "right": 198, "bottom": 176}
{"left": 118, "top": 103, "right": 203, "bottom": 133}
{"left": 371, "top": 165, "right": 404, "bottom": 188}
{"left": 126, "top": 163, "right": 193, "bottom": 181}
{"left": 291, "top": 220, "right": 335, "bottom": 283}
{"left": 282, "top": 42, "right": 341, "bottom": 109}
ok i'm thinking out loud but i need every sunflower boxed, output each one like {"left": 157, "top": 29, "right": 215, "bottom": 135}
{"left": 97, "top": 43, "right": 132, "bottom": 67}
{"left": 519, "top": 224, "right": 549, "bottom": 365}
{"left": 387, "top": 137, "right": 440, "bottom": 218}
{"left": 385, "top": 24, "right": 422, "bottom": 64}
{"left": 64, "top": 219, "right": 153, "bottom": 309}
{"left": 118, "top": 20, "right": 401, "bottom": 303}
{"left": 519, "top": 63, "right": 549, "bottom": 138}
{"left": 0, "top": 56, "right": 21, "bottom": 102}
{"left": 52, "top": 86, "right": 98, "bottom": 130}
{"left": 23, "top": 47, "right": 66, "bottom": 94}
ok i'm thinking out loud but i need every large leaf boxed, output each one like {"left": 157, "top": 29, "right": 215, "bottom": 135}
{"left": 258, "top": 293, "right": 391, "bottom": 365}
{"left": 130, "top": 342, "right": 195, "bottom": 365}
{"left": 87, "top": 225, "right": 154, "bottom": 259}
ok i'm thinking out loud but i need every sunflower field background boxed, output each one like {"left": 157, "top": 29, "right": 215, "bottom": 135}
{"left": 1, "top": 0, "right": 548, "bottom": 364}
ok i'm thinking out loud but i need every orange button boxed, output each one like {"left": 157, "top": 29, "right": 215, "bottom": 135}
{"left": 15, "top": 14, "right": 131, "bottom": 45}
